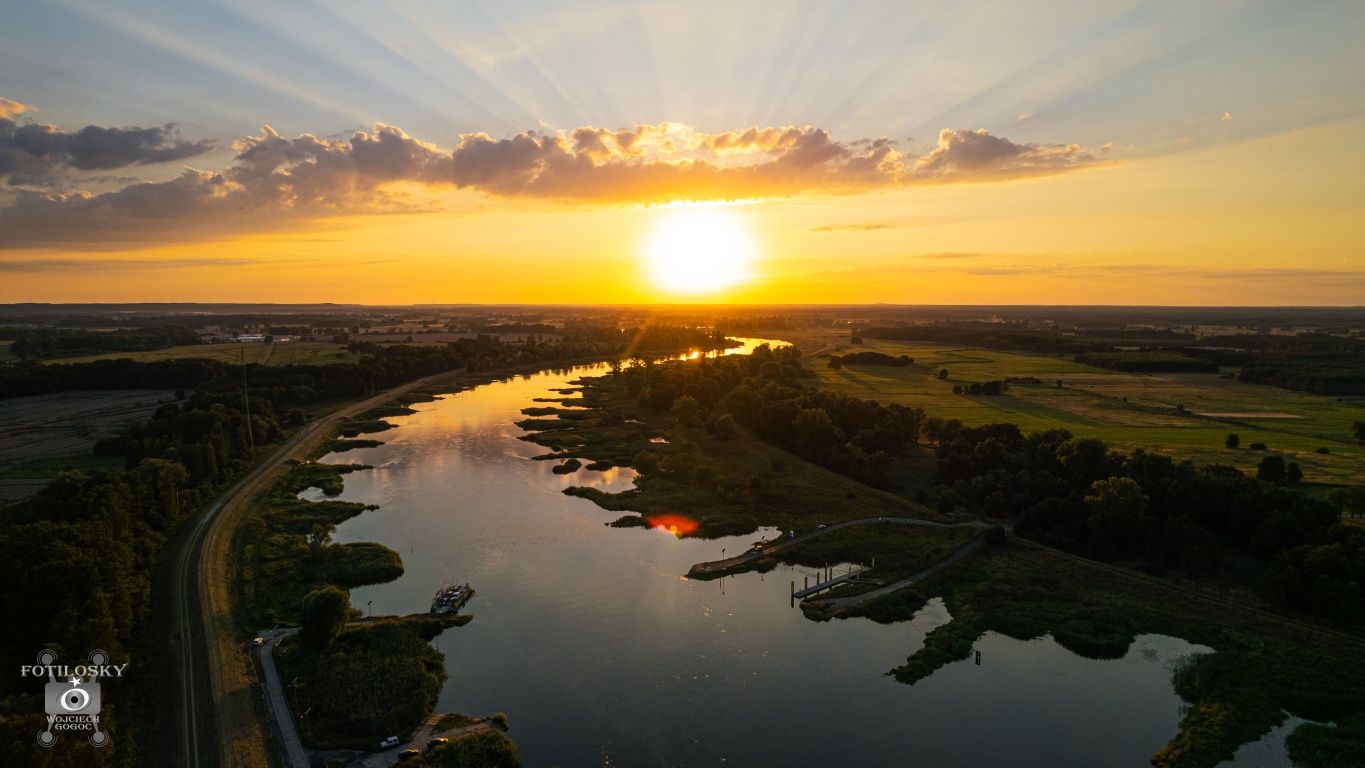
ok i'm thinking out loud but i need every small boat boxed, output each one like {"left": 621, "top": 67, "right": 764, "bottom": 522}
{"left": 430, "top": 581, "right": 474, "bottom": 615}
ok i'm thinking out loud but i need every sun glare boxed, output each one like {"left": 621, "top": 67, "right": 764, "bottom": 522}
{"left": 643, "top": 205, "right": 757, "bottom": 295}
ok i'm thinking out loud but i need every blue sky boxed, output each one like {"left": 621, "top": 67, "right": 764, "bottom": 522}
{"left": 5, "top": 0, "right": 1361, "bottom": 159}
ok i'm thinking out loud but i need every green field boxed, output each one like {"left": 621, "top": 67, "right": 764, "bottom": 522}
{"left": 45, "top": 340, "right": 354, "bottom": 366}
{"left": 798, "top": 334, "right": 1365, "bottom": 486}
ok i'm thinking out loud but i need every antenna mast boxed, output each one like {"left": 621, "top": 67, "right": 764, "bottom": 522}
{"left": 242, "top": 346, "right": 255, "bottom": 453}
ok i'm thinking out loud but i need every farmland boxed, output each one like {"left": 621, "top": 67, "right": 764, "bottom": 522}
{"left": 0, "top": 388, "right": 176, "bottom": 502}
{"left": 46, "top": 340, "right": 354, "bottom": 367}
{"left": 794, "top": 331, "right": 1365, "bottom": 487}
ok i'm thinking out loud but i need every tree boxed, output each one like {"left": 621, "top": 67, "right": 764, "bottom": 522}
{"left": 937, "top": 368, "right": 949, "bottom": 380}
{"left": 1355, "top": 421, "right": 1365, "bottom": 443}
{"left": 301, "top": 585, "right": 349, "bottom": 648}
{"left": 1286, "top": 462, "right": 1303, "bottom": 485}
{"left": 1257, "top": 455, "right": 1287, "bottom": 485}
{"left": 307, "top": 524, "right": 334, "bottom": 562}
{"left": 1083, "top": 476, "right": 1151, "bottom": 559}
{"left": 670, "top": 394, "right": 702, "bottom": 426}
{"left": 1225, "top": 433, "right": 1240, "bottom": 449}
{"left": 1328, "top": 487, "right": 1365, "bottom": 518}
{"left": 632, "top": 451, "right": 660, "bottom": 474}
{"left": 713, "top": 413, "right": 736, "bottom": 440}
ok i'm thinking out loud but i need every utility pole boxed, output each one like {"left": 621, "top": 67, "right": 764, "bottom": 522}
{"left": 241, "top": 347, "right": 255, "bottom": 453}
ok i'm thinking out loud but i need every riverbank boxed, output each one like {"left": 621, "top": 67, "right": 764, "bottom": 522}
{"left": 515, "top": 346, "right": 1365, "bottom": 767}
{"left": 847, "top": 540, "right": 1365, "bottom": 768}
{"left": 519, "top": 368, "right": 929, "bottom": 538}
{"left": 214, "top": 349, "right": 732, "bottom": 764}
{"left": 202, "top": 369, "right": 474, "bottom": 768}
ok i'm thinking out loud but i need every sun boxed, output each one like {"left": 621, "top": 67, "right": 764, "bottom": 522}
{"left": 643, "top": 205, "right": 757, "bottom": 295}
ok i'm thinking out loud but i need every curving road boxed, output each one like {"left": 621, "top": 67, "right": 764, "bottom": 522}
{"left": 175, "top": 371, "right": 465, "bottom": 768}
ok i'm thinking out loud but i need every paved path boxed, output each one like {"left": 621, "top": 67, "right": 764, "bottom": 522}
{"left": 186, "top": 369, "right": 468, "bottom": 768}
{"left": 350, "top": 717, "right": 498, "bottom": 768}
{"left": 687, "top": 516, "right": 989, "bottom": 576}
{"left": 255, "top": 629, "right": 307, "bottom": 768}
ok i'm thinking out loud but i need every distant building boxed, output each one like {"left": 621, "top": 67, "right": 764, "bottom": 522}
{"left": 232, "top": 334, "right": 266, "bottom": 343}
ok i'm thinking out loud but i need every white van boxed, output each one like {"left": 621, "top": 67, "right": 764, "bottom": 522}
{"left": 378, "top": 736, "right": 400, "bottom": 750}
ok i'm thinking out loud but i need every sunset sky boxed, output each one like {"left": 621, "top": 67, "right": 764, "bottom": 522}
{"left": 2, "top": 0, "right": 1362, "bottom": 304}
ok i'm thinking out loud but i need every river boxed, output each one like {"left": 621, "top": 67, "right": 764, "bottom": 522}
{"left": 313, "top": 339, "right": 1294, "bottom": 767}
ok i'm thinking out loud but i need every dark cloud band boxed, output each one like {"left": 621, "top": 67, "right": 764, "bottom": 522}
{"left": 1, "top": 100, "right": 213, "bottom": 186}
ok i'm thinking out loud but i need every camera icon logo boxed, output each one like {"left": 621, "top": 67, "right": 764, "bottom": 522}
{"left": 45, "top": 679, "right": 101, "bottom": 716}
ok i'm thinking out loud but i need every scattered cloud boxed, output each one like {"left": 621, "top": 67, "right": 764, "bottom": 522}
{"left": 1221, "top": 111, "right": 1233, "bottom": 122}
{"left": 1, "top": 101, "right": 214, "bottom": 186}
{"left": 1015, "top": 112, "right": 1035, "bottom": 126}
{"left": 809, "top": 222, "right": 899, "bottom": 232}
{"left": 0, "top": 105, "right": 1110, "bottom": 249}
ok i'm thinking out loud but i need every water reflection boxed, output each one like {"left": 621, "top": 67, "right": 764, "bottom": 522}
{"left": 305, "top": 339, "right": 1286, "bottom": 767}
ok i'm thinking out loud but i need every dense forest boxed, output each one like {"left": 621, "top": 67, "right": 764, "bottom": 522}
{"left": 621, "top": 344, "right": 924, "bottom": 488}
{"left": 7, "top": 326, "right": 201, "bottom": 360}
{"left": 0, "top": 327, "right": 726, "bottom": 767}
{"left": 924, "top": 419, "right": 1363, "bottom": 625}
{"left": 617, "top": 345, "right": 1362, "bottom": 628}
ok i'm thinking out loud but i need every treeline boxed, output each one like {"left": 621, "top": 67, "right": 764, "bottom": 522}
{"left": 862, "top": 323, "right": 1365, "bottom": 395}
{"left": 0, "top": 330, "right": 711, "bottom": 766}
{"left": 1074, "top": 350, "right": 1218, "bottom": 373}
{"left": 859, "top": 323, "right": 1106, "bottom": 354}
{"left": 621, "top": 344, "right": 925, "bottom": 487}
{"left": 1228, "top": 335, "right": 1365, "bottom": 395}
{"left": 0, "top": 329, "right": 727, "bottom": 400}
{"left": 828, "top": 351, "right": 913, "bottom": 368}
{"left": 951, "top": 380, "right": 1010, "bottom": 396}
{"left": 6, "top": 325, "right": 201, "bottom": 360}
{"left": 925, "top": 420, "right": 1363, "bottom": 625}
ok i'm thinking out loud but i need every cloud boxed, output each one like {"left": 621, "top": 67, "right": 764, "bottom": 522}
{"left": 1014, "top": 112, "right": 1035, "bottom": 126}
{"left": 912, "top": 128, "right": 1098, "bottom": 182}
{"left": 808, "top": 223, "right": 899, "bottom": 232}
{"left": 0, "top": 256, "right": 312, "bottom": 271}
{"left": 917, "top": 251, "right": 982, "bottom": 260}
{"left": 445, "top": 123, "right": 903, "bottom": 202}
{"left": 0, "top": 112, "right": 1107, "bottom": 249}
{"left": 1221, "top": 111, "right": 1233, "bottom": 122}
{"left": 0, "top": 98, "right": 27, "bottom": 120}
{"left": 1, "top": 103, "right": 214, "bottom": 186}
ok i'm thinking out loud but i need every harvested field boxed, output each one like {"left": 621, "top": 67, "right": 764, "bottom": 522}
{"left": 0, "top": 389, "right": 176, "bottom": 501}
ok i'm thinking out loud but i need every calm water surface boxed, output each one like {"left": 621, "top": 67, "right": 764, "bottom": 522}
{"left": 312, "top": 340, "right": 1291, "bottom": 767}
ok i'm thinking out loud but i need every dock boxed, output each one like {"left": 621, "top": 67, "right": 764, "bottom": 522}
{"left": 793, "top": 566, "right": 875, "bottom": 599}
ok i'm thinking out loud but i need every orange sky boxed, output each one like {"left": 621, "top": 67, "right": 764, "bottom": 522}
{"left": 3, "top": 118, "right": 1360, "bottom": 305}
